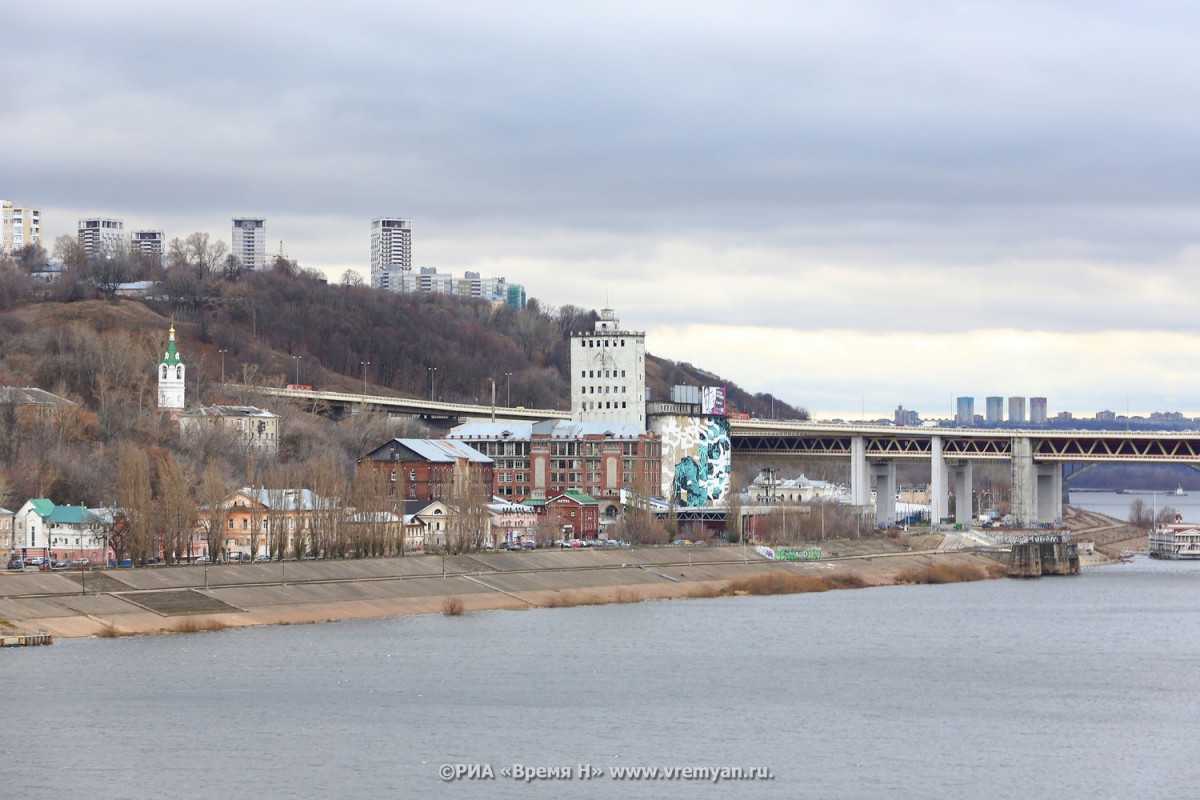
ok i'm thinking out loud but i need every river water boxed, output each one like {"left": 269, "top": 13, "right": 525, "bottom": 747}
{"left": 4, "top": 559, "right": 1199, "bottom": 799}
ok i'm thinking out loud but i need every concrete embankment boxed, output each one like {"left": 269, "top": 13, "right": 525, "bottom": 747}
{"left": 0, "top": 543, "right": 1003, "bottom": 639}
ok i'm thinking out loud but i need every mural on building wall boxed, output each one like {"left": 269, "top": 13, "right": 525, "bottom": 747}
{"left": 655, "top": 416, "right": 732, "bottom": 507}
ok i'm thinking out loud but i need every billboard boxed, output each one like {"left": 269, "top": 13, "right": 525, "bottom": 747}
{"left": 701, "top": 386, "right": 726, "bottom": 416}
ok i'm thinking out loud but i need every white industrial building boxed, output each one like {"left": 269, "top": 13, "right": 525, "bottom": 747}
{"left": 570, "top": 308, "right": 646, "bottom": 430}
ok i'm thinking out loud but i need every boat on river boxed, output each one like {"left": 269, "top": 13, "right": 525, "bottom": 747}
{"left": 1148, "top": 523, "right": 1200, "bottom": 559}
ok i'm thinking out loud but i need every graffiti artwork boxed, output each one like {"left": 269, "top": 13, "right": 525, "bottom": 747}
{"left": 655, "top": 415, "right": 732, "bottom": 507}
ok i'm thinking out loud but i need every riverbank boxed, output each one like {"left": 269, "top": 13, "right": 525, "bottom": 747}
{"left": 0, "top": 540, "right": 1006, "bottom": 639}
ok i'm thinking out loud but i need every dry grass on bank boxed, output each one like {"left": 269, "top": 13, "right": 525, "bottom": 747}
{"left": 96, "top": 623, "right": 136, "bottom": 638}
{"left": 168, "top": 617, "right": 229, "bottom": 634}
{"left": 895, "top": 562, "right": 1004, "bottom": 585}
{"left": 685, "top": 571, "right": 871, "bottom": 599}
{"left": 442, "top": 596, "right": 465, "bottom": 616}
{"left": 540, "top": 587, "right": 645, "bottom": 609}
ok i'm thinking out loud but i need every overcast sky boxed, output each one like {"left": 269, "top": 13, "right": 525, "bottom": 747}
{"left": 5, "top": 1, "right": 1200, "bottom": 419}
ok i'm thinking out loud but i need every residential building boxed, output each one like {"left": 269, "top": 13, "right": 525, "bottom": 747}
{"left": 344, "top": 510, "right": 425, "bottom": 554}
{"left": 1030, "top": 397, "right": 1048, "bottom": 424}
{"left": 570, "top": 308, "right": 647, "bottom": 429}
{"left": 985, "top": 396, "right": 1004, "bottom": 425}
{"left": 894, "top": 406, "right": 920, "bottom": 426}
{"left": 955, "top": 397, "right": 974, "bottom": 426}
{"left": 488, "top": 499, "right": 541, "bottom": 547}
{"left": 1009, "top": 396, "right": 1026, "bottom": 425}
{"left": 232, "top": 217, "right": 266, "bottom": 270}
{"left": 205, "top": 487, "right": 329, "bottom": 560}
{"left": 446, "top": 420, "right": 661, "bottom": 520}
{"left": 157, "top": 324, "right": 186, "bottom": 413}
{"left": 370, "top": 217, "right": 412, "bottom": 289}
{"left": 0, "top": 386, "right": 75, "bottom": 420}
{"left": 410, "top": 499, "right": 451, "bottom": 550}
{"left": 13, "top": 499, "right": 108, "bottom": 564}
{"left": 180, "top": 405, "right": 280, "bottom": 453}
{"left": 1, "top": 201, "right": 41, "bottom": 256}
{"left": 78, "top": 218, "right": 124, "bottom": 258}
{"left": 522, "top": 491, "right": 601, "bottom": 540}
{"left": 130, "top": 230, "right": 164, "bottom": 257}
{"left": 358, "top": 439, "right": 495, "bottom": 503}
{"left": 0, "top": 507, "right": 13, "bottom": 564}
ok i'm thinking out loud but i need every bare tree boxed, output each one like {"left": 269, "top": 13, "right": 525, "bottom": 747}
{"left": 196, "top": 464, "right": 231, "bottom": 563}
{"left": 155, "top": 453, "right": 197, "bottom": 563}
{"left": 444, "top": 464, "right": 491, "bottom": 553}
{"left": 52, "top": 234, "right": 87, "bottom": 270}
{"left": 117, "top": 443, "right": 155, "bottom": 564}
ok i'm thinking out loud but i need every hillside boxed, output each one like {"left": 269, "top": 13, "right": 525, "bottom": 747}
{"left": 0, "top": 261, "right": 806, "bottom": 507}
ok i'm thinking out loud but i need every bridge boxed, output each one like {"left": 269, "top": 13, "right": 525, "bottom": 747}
{"left": 244, "top": 387, "right": 1193, "bottom": 527}
{"left": 244, "top": 386, "right": 570, "bottom": 423}
{"left": 732, "top": 419, "right": 1200, "bottom": 526}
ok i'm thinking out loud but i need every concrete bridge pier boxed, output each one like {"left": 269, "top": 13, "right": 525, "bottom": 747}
{"left": 1011, "top": 438, "right": 1063, "bottom": 525}
{"left": 850, "top": 436, "right": 870, "bottom": 506}
{"left": 871, "top": 461, "right": 897, "bottom": 525}
{"left": 949, "top": 461, "right": 974, "bottom": 526}
{"left": 930, "top": 436, "right": 948, "bottom": 524}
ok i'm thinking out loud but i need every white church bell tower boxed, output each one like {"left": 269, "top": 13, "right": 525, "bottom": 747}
{"left": 158, "top": 323, "right": 186, "bottom": 413}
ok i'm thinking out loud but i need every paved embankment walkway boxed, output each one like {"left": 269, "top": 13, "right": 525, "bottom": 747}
{"left": 0, "top": 543, "right": 1002, "bottom": 638}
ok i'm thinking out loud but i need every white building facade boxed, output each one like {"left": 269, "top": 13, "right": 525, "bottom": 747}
{"left": 232, "top": 217, "right": 266, "bottom": 271}
{"left": 371, "top": 217, "right": 413, "bottom": 290}
{"left": 570, "top": 308, "right": 646, "bottom": 430}
{"left": 130, "top": 230, "right": 164, "bottom": 257}
{"left": 1, "top": 201, "right": 41, "bottom": 256}
{"left": 78, "top": 218, "right": 124, "bottom": 257}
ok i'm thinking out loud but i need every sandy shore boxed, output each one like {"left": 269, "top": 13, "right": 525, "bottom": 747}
{"left": 0, "top": 542, "right": 1007, "bottom": 639}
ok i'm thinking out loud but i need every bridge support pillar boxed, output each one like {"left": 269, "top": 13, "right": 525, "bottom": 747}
{"left": 871, "top": 461, "right": 897, "bottom": 525}
{"left": 949, "top": 462, "right": 974, "bottom": 526}
{"left": 1011, "top": 437, "right": 1035, "bottom": 525}
{"left": 930, "top": 436, "right": 947, "bottom": 524}
{"left": 850, "top": 436, "right": 869, "bottom": 506}
{"left": 1011, "top": 438, "right": 1062, "bottom": 525}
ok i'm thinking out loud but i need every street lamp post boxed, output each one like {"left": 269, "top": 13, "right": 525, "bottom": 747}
{"left": 360, "top": 361, "right": 370, "bottom": 396}
{"left": 505, "top": 372, "right": 513, "bottom": 407}
{"left": 293, "top": 355, "right": 302, "bottom": 386}
{"left": 428, "top": 367, "right": 437, "bottom": 401}
{"left": 219, "top": 349, "right": 227, "bottom": 384}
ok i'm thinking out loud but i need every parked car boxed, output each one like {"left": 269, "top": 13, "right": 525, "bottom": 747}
{"left": 7, "top": 558, "right": 24, "bottom": 570}
{"left": 504, "top": 542, "right": 522, "bottom": 551}
{"left": 522, "top": 541, "right": 536, "bottom": 550}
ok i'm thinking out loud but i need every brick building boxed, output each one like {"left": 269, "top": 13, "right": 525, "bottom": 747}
{"left": 445, "top": 420, "right": 661, "bottom": 521}
{"left": 358, "top": 439, "right": 494, "bottom": 502}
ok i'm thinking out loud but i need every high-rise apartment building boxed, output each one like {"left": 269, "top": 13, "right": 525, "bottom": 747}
{"left": 231, "top": 218, "right": 266, "bottom": 271}
{"left": 130, "top": 230, "right": 164, "bottom": 257}
{"left": 1009, "top": 396, "right": 1026, "bottom": 424}
{"left": 1, "top": 201, "right": 41, "bottom": 256}
{"left": 570, "top": 308, "right": 646, "bottom": 430}
{"left": 78, "top": 218, "right": 124, "bottom": 258}
{"left": 1030, "top": 397, "right": 1048, "bottom": 424}
{"left": 371, "top": 218, "right": 412, "bottom": 290}
{"left": 985, "top": 396, "right": 1004, "bottom": 425}
{"left": 955, "top": 396, "right": 975, "bottom": 426}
